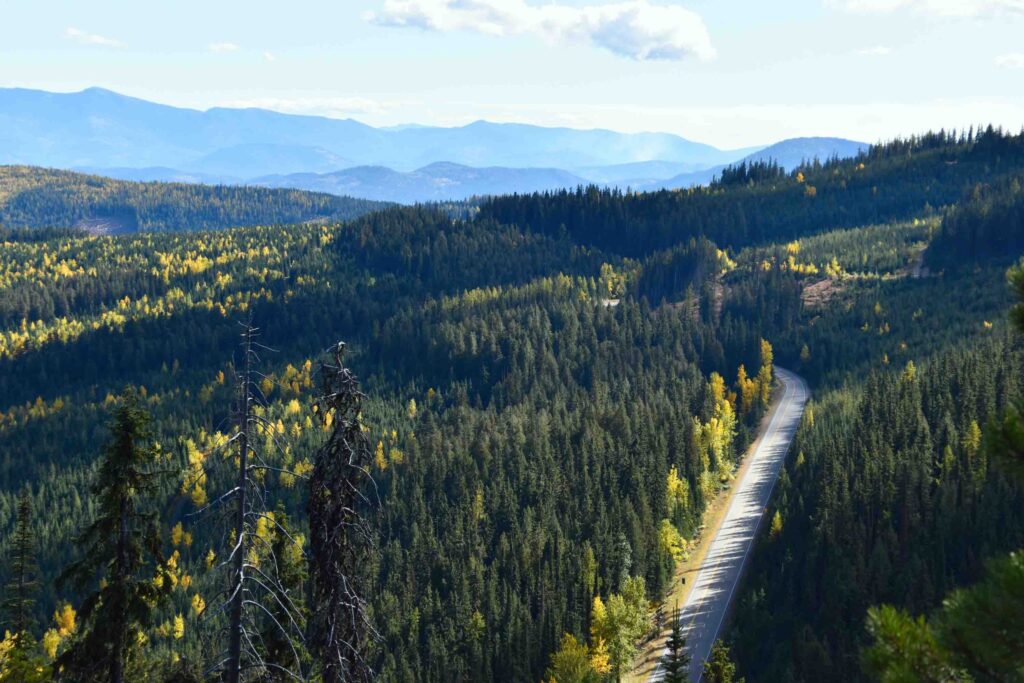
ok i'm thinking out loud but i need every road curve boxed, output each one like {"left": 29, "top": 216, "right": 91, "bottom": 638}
{"left": 651, "top": 367, "right": 809, "bottom": 682}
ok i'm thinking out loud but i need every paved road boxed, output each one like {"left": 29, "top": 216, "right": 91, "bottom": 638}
{"left": 651, "top": 367, "right": 809, "bottom": 681}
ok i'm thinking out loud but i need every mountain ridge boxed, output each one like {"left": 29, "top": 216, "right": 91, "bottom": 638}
{"left": 0, "top": 87, "right": 868, "bottom": 202}
{"left": 252, "top": 161, "right": 589, "bottom": 204}
{"left": 0, "top": 86, "right": 750, "bottom": 174}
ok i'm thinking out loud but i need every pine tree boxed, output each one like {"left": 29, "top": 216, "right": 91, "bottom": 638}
{"left": 1, "top": 491, "right": 39, "bottom": 640}
{"left": 56, "top": 390, "right": 171, "bottom": 683}
{"left": 865, "top": 261, "right": 1024, "bottom": 681}
{"left": 703, "top": 640, "right": 744, "bottom": 683}
{"left": 660, "top": 608, "right": 691, "bottom": 683}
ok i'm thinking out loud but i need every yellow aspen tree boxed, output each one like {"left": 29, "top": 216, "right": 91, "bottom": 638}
{"left": 770, "top": 510, "right": 784, "bottom": 539}
{"left": 758, "top": 339, "right": 774, "bottom": 405}
{"left": 737, "top": 364, "right": 757, "bottom": 415}
{"left": 590, "top": 637, "right": 612, "bottom": 675}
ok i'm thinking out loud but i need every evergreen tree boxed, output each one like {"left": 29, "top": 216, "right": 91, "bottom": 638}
{"left": 0, "top": 635, "right": 51, "bottom": 683}
{"left": 988, "top": 262, "right": 1024, "bottom": 482}
{"left": 1, "top": 491, "right": 39, "bottom": 640}
{"left": 660, "top": 608, "right": 690, "bottom": 683}
{"left": 56, "top": 390, "right": 171, "bottom": 683}
{"left": 703, "top": 641, "right": 744, "bottom": 683}
{"left": 864, "top": 260, "right": 1024, "bottom": 682}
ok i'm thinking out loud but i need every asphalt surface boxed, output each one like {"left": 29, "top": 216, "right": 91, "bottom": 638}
{"left": 651, "top": 367, "right": 810, "bottom": 681}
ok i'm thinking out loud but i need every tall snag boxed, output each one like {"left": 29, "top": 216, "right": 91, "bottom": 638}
{"left": 225, "top": 324, "right": 255, "bottom": 683}
{"left": 198, "top": 323, "right": 307, "bottom": 682}
{"left": 308, "top": 342, "right": 376, "bottom": 682}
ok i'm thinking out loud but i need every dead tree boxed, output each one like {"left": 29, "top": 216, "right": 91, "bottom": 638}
{"left": 191, "top": 323, "right": 309, "bottom": 682}
{"left": 308, "top": 342, "right": 377, "bottom": 682}
{"left": 224, "top": 323, "right": 254, "bottom": 683}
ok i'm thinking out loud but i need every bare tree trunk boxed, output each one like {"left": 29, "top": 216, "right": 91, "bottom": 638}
{"left": 227, "top": 325, "right": 253, "bottom": 683}
{"left": 309, "top": 342, "right": 376, "bottom": 683}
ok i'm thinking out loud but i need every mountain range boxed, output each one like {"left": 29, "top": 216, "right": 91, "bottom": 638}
{"left": 0, "top": 87, "right": 869, "bottom": 203}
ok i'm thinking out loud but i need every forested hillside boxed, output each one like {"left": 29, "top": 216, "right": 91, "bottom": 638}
{"left": 0, "top": 200, "right": 772, "bottom": 681}
{"left": 926, "top": 174, "right": 1024, "bottom": 267}
{"left": 733, "top": 334, "right": 1024, "bottom": 680}
{"left": 481, "top": 127, "right": 1024, "bottom": 256}
{"left": 2, "top": 129, "right": 1024, "bottom": 682}
{"left": 723, "top": 201, "right": 1024, "bottom": 680}
{"left": 0, "top": 166, "right": 384, "bottom": 234}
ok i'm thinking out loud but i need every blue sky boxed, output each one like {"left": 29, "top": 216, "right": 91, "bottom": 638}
{"left": 2, "top": 0, "right": 1022, "bottom": 148}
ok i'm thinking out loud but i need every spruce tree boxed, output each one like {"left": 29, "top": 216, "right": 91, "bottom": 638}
{"left": 660, "top": 608, "right": 690, "bottom": 683}
{"left": 2, "top": 491, "right": 39, "bottom": 640}
{"left": 56, "top": 390, "right": 171, "bottom": 683}
{"left": 865, "top": 261, "right": 1024, "bottom": 681}
{"left": 703, "top": 640, "right": 744, "bottom": 683}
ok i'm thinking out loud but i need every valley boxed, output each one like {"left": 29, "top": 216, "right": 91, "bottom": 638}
{"left": 5, "top": 4, "right": 1023, "bottom": 681}
{"left": 0, "top": 129, "right": 1021, "bottom": 682}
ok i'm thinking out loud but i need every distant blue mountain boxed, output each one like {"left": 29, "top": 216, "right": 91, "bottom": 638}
{"left": 87, "top": 137, "right": 869, "bottom": 204}
{"left": 0, "top": 87, "right": 870, "bottom": 202}
{"left": 253, "top": 162, "right": 589, "bottom": 204}
{"left": 573, "top": 160, "right": 722, "bottom": 185}
{"left": 742, "top": 137, "right": 869, "bottom": 169}
{"left": 651, "top": 137, "right": 870, "bottom": 190}
{"left": 0, "top": 87, "right": 752, "bottom": 176}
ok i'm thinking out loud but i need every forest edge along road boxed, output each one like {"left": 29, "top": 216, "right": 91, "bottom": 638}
{"left": 647, "top": 367, "right": 809, "bottom": 682}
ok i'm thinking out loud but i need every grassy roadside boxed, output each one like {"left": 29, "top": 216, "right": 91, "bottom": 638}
{"left": 623, "top": 381, "right": 785, "bottom": 682}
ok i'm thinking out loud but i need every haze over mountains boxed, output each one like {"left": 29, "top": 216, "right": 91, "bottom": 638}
{"left": 0, "top": 87, "right": 868, "bottom": 203}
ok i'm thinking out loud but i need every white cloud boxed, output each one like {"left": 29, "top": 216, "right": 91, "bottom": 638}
{"left": 263, "top": 51, "right": 276, "bottom": 62}
{"left": 364, "top": 0, "right": 715, "bottom": 61}
{"left": 857, "top": 45, "right": 892, "bottom": 56}
{"left": 996, "top": 52, "right": 1024, "bottom": 68}
{"left": 65, "top": 27, "right": 124, "bottom": 48}
{"left": 828, "top": 0, "right": 1024, "bottom": 18}
{"left": 208, "top": 42, "right": 240, "bottom": 53}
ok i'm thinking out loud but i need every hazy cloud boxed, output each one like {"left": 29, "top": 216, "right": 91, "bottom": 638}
{"left": 829, "top": 0, "right": 1024, "bottom": 17}
{"left": 995, "top": 52, "right": 1024, "bottom": 68}
{"left": 208, "top": 42, "right": 240, "bottom": 53}
{"left": 365, "top": 0, "right": 715, "bottom": 61}
{"left": 857, "top": 45, "right": 892, "bottom": 56}
{"left": 263, "top": 51, "right": 277, "bottom": 62}
{"left": 65, "top": 27, "right": 125, "bottom": 48}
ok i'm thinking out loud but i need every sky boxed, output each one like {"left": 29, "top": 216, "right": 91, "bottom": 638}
{"left": 1, "top": 0, "right": 1023, "bottom": 149}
